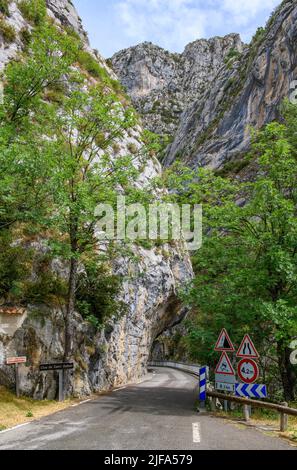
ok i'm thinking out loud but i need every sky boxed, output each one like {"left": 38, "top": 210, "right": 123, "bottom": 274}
{"left": 73, "top": 0, "right": 281, "bottom": 58}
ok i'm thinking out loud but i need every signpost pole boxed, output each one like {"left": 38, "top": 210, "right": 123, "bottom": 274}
{"left": 39, "top": 363, "right": 73, "bottom": 402}
{"left": 6, "top": 357, "right": 27, "bottom": 398}
{"left": 58, "top": 370, "right": 64, "bottom": 402}
{"left": 15, "top": 363, "right": 20, "bottom": 398}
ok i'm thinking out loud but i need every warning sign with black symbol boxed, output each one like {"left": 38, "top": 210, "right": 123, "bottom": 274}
{"left": 236, "top": 334, "right": 259, "bottom": 359}
{"left": 214, "top": 328, "right": 235, "bottom": 352}
{"left": 215, "top": 352, "right": 235, "bottom": 375}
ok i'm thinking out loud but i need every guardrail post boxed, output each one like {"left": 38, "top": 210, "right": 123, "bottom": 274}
{"left": 243, "top": 404, "right": 250, "bottom": 422}
{"left": 210, "top": 397, "right": 216, "bottom": 411}
{"left": 280, "top": 402, "right": 288, "bottom": 432}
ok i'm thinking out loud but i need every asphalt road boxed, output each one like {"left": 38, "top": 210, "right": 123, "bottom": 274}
{"left": 0, "top": 367, "right": 295, "bottom": 450}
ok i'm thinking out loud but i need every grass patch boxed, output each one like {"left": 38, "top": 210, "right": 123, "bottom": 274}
{"left": 20, "top": 27, "right": 31, "bottom": 47}
{"left": 18, "top": 0, "right": 46, "bottom": 25}
{"left": 0, "top": 385, "right": 77, "bottom": 429}
{"left": 212, "top": 403, "right": 297, "bottom": 443}
{"left": 77, "top": 50, "right": 124, "bottom": 95}
{"left": 77, "top": 50, "right": 109, "bottom": 80}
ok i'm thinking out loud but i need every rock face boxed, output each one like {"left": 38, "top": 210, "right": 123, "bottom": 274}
{"left": 166, "top": 0, "right": 297, "bottom": 169}
{"left": 111, "top": 36, "right": 244, "bottom": 137}
{"left": 0, "top": 0, "right": 193, "bottom": 398}
{"left": 0, "top": 243, "right": 192, "bottom": 398}
{"left": 112, "top": 0, "right": 297, "bottom": 170}
{"left": 46, "top": 0, "right": 87, "bottom": 40}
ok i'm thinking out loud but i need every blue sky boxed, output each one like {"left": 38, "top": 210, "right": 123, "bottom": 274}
{"left": 73, "top": 0, "right": 280, "bottom": 58}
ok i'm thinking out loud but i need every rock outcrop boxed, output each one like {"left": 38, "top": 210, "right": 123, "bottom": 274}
{"left": 112, "top": 0, "right": 297, "bottom": 170}
{"left": 0, "top": 242, "right": 192, "bottom": 398}
{"left": 166, "top": 0, "right": 297, "bottom": 169}
{"left": 111, "top": 35, "right": 244, "bottom": 137}
{"left": 0, "top": 1, "right": 193, "bottom": 398}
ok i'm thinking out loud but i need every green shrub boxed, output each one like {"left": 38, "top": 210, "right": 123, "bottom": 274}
{"left": 112, "top": 143, "right": 121, "bottom": 154}
{"left": 77, "top": 50, "right": 123, "bottom": 95}
{"left": 77, "top": 50, "right": 107, "bottom": 79}
{"left": 76, "top": 260, "right": 126, "bottom": 328}
{"left": 20, "top": 27, "right": 31, "bottom": 47}
{"left": 127, "top": 143, "right": 138, "bottom": 155}
{"left": 23, "top": 254, "right": 67, "bottom": 306}
{"left": 0, "top": 18, "right": 16, "bottom": 42}
{"left": 0, "top": 233, "right": 66, "bottom": 307}
{"left": 224, "top": 47, "right": 241, "bottom": 64}
{"left": 109, "top": 78, "right": 123, "bottom": 94}
{"left": 0, "top": 0, "right": 11, "bottom": 16}
{"left": 215, "top": 156, "right": 251, "bottom": 177}
{"left": 44, "top": 88, "right": 65, "bottom": 104}
{"left": 18, "top": 0, "right": 46, "bottom": 25}
{"left": 0, "top": 231, "right": 32, "bottom": 303}
{"left": 251, "top": 27, "right": 266, "bottom": 47}
{"left": 105, "top": 58, "right": 113, "bottom": 69}
{"left": 64, "top": 25, "right": 81, "bottom": 43}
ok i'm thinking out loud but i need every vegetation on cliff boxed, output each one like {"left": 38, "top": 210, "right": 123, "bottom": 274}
{"left": 161, "top": 102, "right": 297, "bottom": 401}
{"left": 0, "top": 2, "right": 148, "bottom": 364}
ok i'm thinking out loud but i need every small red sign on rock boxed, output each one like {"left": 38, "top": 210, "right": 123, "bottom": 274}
{"left": 6, "top": 356, "right": 27, "bottom": 365}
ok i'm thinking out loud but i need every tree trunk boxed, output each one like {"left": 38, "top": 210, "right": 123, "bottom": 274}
{"left": 64, "top": 210, "right": 79, "bottom": 360}
{"left": 64, "top": 255, "right": 78, "bottom": 362}
{"left": 277, "top": 341, "right": 296, "bottom": 402}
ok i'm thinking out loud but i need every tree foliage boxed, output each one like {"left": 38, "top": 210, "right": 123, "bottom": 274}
{"left": 0, "top": 8, "right": 147, "bottom": 365}
{"left": 162, "top": 103, "right": 297, "bottom": 400}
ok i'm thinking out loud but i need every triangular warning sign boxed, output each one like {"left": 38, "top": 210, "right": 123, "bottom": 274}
{"left": 236, "top": 334, "right": 259, "bottom": 359}
{"left": 215, "top": 352, "right": 235, "bottom": 375}
{"left": 214, "top": 328, "right": 235, "bottom": 352}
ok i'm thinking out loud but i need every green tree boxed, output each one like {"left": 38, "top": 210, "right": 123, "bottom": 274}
{"left": 162, "top": 104, "right": 297, "bottom": 400}
{"left": 43, "top": 81, "right": 138, "bottom": 361}
{"left": 0, "top": 20, "right": 79, "bottom": 231}
{"left": 0, "top": 13, "right": 146, "bottom": 371}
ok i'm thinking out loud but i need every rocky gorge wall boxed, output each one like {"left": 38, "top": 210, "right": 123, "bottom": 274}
{"left": 111, "top": 35, "right": 244, "bottom": 137}
{"left": 110, "top": 0, "right": 297, "bottom": 365}
{"left": 112, "top": 0, "right": 297, "bottom": 170}
{"left": 0, "top": 0, "right": 193, "bottom": 399}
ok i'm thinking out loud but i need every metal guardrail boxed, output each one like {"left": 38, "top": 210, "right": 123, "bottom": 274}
{"left": 148, "top": 361, "right": 200, "bottom": 376}
{"left": 149, "top": 360, "right": 297, "bottom": 431}
{"left": 207, "top": 390, "right": 297, "bottom": 416}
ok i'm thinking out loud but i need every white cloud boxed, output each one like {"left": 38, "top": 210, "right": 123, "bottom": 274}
{"left": 115, "top": 0, "right": 281, "bottom": 51}
{"left": 116, "top": 0, "right": 207, "bottom": 51}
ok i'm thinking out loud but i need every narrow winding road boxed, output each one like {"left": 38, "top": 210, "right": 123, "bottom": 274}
{"left": 0, "top": 368, "right": 294, "bottom": 450}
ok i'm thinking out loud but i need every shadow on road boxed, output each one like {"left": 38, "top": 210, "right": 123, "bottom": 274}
{"left": 84, "top": 385, "right": 198, "bottom": 417}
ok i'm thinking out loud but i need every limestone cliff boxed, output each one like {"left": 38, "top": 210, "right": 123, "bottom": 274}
{"left": 0, "top": 1, "right": 193, "bottom": 398}
{"left": 166, "top": 0, "right": 297, "bottom": 169}
{"left": 112, "top": 0, "right": 297, "bottom": 170}
{"left": 111, "top": 35, "right": 244, "bottom": 137}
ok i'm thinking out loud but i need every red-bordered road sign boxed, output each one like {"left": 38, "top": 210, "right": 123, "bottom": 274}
{"left": 214, "top": 328, "right": 235, "bottom": 352}
{"left": 215, "top": 352, "right": 235, "bottom": 375}
{"left": 237, "top": 358, "right": 259, "bottom": 384}
{"left": 237, "top": 334, "right": 259, "bottom": 359}
{"left": 6, "top": 356, "right": 27, "bottom": 365}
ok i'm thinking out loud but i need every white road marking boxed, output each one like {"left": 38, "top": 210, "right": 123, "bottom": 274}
{"left": 192, "top": 422, "right": 201, "bottom": 443}
{"left": 71, "top": 399, "right": 91, "bottom": 407}
{"left": 0, "top": 422, "right": 30, "bottom": 434}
